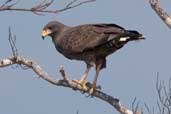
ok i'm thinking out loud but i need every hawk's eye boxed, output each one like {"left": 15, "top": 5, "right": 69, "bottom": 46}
{"left": 48, "top": 27, "right": 52, "bottom": 30}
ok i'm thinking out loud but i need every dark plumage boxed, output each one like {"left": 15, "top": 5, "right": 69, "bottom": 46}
{"left": 41, "top": 21, "right": 145, "bottom": 94}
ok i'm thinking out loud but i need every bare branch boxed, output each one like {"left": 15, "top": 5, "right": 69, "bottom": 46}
{"left": 0, "top": 0, "right": 96, "bottom": 15}
{"left": 0, "top": 56, "right": 135, "bottom": 114}
{"left": 8, "top": 27, "right": 29, "bottom": 69}
{"left": 149, "top": 0, "right": 171, "bottom": 29}
{"left": 156, "top": 74, "right": 171, "bottom": 114}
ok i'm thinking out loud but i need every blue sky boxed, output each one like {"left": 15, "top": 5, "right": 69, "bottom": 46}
{"left": 0, "top": 0, "right": 171, "bottom": 114}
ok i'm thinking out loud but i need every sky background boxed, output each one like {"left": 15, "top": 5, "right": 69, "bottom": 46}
{"left": 0, "top": 0, "right": 171, "bottom": 114}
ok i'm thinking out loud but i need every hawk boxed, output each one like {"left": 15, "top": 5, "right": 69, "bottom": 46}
{"left": 41, "top": 21, "right": 145, "bottom": 95}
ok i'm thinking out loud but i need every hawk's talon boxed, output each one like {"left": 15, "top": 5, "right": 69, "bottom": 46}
{"left": 89, "top": 87, "right": 94, "bottom": 95}
{"left": 72, "top": 79, "right": 88, "bottom": 91}
{"left": 87, "top": 84, "right": 96, "bottom": 96}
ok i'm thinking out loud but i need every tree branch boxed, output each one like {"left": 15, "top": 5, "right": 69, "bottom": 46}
{"left": 0, "top": 56, "right": 137, "bottom": 114}
{"left": 149, "top": 0, "right": 171, "bottom": 29}
{"left": 0, "top": 0, "right": 96, "bottom": 15}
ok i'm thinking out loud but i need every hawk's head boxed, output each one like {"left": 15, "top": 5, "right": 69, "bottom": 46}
{"left": 41, "top": 21, "right": 66, "bottom": 40}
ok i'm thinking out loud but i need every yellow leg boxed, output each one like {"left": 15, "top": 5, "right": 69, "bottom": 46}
{"left": 88, "top": 63, "right": 102, "bottom": 95}
{"left": 72, "top": 65, "right": 91, "bottom": 91}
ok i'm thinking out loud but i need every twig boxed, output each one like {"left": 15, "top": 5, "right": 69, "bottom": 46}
{"left": 149, "top": 0, "right": 171, "bottom": 29}
{"left": 8, "top": 26, "right": 18, "bottom": 58}
{"left": 144, "top": 103, "right": 150, "bottom": 114}
{"left": 0, "top": 0, "right": 96, "bottom": 15}
{"left": 132, "top": 97, "right": 141, "bottom": 114}
{"left": 8, "top": 27, "right": 29, "bottom": 69}
{"left": 156, "top": 74, "right": 171, "bottom": 114}
{"left": 58, "top": 0, "right": 96, "bottom": 12}
{"left": 59, "top": 66, "right": 68, "bottom": 80}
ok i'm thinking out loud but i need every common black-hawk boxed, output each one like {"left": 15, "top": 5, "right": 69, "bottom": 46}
{"left": 41, "top": 21, "right": 145, "bottom": 95}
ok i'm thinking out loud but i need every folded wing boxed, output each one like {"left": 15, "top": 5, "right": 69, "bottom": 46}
{"left": 60, "top": 23, "right": 126, "bottom": 53}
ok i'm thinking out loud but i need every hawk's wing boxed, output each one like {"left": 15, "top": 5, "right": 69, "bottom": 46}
{"left": 60, "top": 23, "right": 125, "bottom": 53}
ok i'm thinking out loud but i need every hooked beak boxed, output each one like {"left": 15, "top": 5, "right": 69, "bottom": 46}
{"left": 41, "top": 29, "right": 52, "bottom": 40}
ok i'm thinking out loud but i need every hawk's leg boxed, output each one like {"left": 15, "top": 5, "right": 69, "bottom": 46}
{"left": 72, "top": 65, "right": 92, "bottom": 91}
{"left": 88, "top": 64, "right": 102, "bottom": 95}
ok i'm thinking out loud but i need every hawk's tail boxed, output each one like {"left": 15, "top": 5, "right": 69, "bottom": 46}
{"left": 95, "top": 30, "right": 145, "bottom": 51}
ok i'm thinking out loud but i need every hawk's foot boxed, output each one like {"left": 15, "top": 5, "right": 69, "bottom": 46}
{"left": 72, "top": 79, "right": 88, "bottom": 91}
